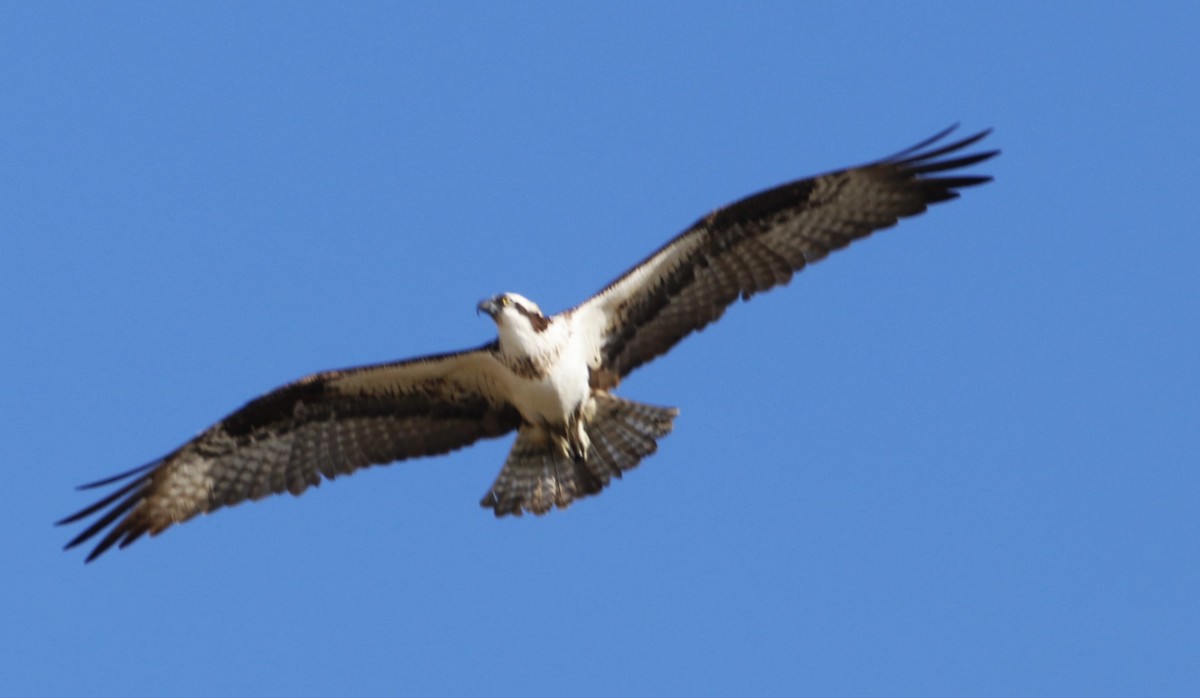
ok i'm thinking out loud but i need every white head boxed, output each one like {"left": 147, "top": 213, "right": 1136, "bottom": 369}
{"left": 477, "top": 293, "right": 552, "bottom": 353}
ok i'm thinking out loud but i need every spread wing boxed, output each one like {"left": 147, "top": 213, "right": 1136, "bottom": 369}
{"left": 575, "top": 126, "right": 998, "bottom": 386}
{"left": 58, "top": 344, "right": 520, "bottom": 561}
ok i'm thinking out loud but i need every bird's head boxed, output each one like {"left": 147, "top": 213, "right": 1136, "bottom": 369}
{"left": 477, "top": 293, "right": 551, "bottom": 335}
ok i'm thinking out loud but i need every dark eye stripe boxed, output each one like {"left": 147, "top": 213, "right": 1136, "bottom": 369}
{"left": 513, "top": 302, "right": 550, "bottom": 332}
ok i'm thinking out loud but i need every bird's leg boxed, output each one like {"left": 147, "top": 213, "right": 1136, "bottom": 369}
{"left": 565, "top": 404, "right": 591, "bottom": 463}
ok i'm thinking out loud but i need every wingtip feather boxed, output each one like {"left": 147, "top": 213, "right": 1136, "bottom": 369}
{"left": 74, "top": 459, "right": 160, "bottom": 490}
{"left": 883, "top": 123, "right": 962, "bottom": 161}
{"left": 889, "top": 127, "right": 997, "bottom": 168}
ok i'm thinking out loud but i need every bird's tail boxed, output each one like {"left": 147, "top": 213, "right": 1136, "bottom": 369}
{"left": 480, "top": 394, "right": 678, "bottom": 516}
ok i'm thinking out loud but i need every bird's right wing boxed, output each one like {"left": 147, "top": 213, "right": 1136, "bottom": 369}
{"left": 58, "top": 343, "right": 520, "bottom": 561}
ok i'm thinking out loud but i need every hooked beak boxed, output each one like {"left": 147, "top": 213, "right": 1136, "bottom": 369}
{"left": 477, "top": 298, "right": 499, "bottom": 318}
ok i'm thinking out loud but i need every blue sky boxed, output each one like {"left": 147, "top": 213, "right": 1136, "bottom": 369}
{"left": 4, "top": 2, "right": 1197, "bottom": 695}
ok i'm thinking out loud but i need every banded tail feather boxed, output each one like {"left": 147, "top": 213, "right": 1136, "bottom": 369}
{"left": 481, "top": 394, "right": 678, "bottom": 516}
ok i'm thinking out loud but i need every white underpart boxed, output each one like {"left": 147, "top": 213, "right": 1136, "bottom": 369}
{"left": 491, "top": 294, "right": 605, "bottom": 431}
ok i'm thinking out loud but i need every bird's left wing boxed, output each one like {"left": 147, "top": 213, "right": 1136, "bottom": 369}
{"left": 573, "top": 126, "right": 998, "bottom": 387}
{"left": 58, "top": 343, "right": 519, "bottom": 561}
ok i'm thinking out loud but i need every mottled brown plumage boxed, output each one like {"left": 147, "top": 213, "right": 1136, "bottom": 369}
{"left": 60, "top": 126, "right": 996, "bottom": 561}
{"left": 60, "top": 345, "right": 521, "bottom": 561}
{"left": 584, "top": 126, "right": 994, "bottom": 381}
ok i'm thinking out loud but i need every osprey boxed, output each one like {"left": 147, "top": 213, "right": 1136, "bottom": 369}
{"left": 60, "top": 126, "right": 997, "bottom": 561}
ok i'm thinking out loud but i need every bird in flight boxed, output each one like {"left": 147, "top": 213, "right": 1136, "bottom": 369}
{"left": 59, "top": 126, "right": 997, "bottom": 561}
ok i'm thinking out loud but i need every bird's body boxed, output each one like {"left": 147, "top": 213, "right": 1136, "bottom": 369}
{"left": 488, "top": 294, "right": 592, "bottom": 435}
{"left": 478, "top": 293, "right": 678, "bottom": 513}
{"left": 60, "top": 126, "right": 998, "bottom": 561}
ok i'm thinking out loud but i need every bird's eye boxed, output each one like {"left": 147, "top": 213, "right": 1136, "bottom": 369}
{"left": 500, "top": 297, "right": 511, "bottom": 306}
